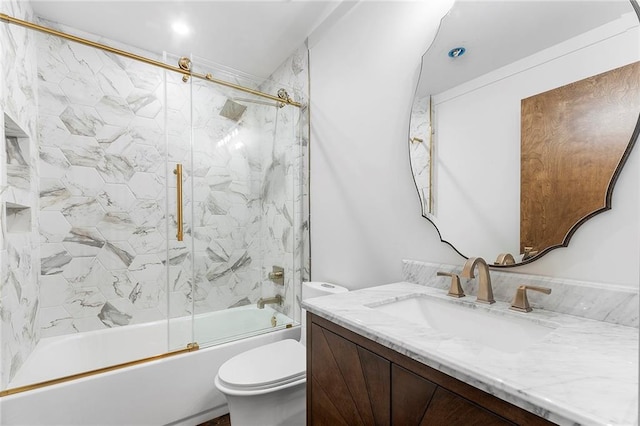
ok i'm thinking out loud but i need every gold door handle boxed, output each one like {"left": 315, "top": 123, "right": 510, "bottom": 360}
{"left": 174, "top": 164, "right": 183, "bottom": 241}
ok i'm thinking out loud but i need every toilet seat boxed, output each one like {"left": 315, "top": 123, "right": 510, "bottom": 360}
{"left": 215, "top": 339, "right": 306, "bottom": 396}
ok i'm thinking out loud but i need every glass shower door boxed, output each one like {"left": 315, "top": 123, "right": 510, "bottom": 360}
{"left": 2, "top": 34, "right": 183, "bottom": 393}
{"left": 182, "top": 56, "right": 300, "bottom": 349}
{"left": 163, "top": 53, "right": 196, "bottom": 352}
{"left": 0, "top": 13, "right": 309, "bottom": 397}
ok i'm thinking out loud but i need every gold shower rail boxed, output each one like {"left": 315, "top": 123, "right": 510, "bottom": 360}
{"left": 0, "top": 343, "right": 199, "bottom": 397}
{"left": 0, "top": 13, "right": 302, "bottom": 108}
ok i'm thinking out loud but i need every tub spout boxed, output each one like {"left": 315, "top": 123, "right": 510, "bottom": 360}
{"left": 257, "top": 294, "right": 283, "bottom": 309}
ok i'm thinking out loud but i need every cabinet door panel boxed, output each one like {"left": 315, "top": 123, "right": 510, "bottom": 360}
{"left": 310, "top": 323, "right": 391, "bottom": 426}
{"left": 422, "top": 387, "right": 514, "bottom": 426}
{"left": 310, "top": 376, "right": 350, "bottom": 426}
{"left": 357, "top": 346, "right": 391, "bottom": 425}
{"left": 391, "top": 364, "right": 437, "bottom": 425}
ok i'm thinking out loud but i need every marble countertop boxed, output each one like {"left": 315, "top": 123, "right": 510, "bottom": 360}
{"left": 302, "top": 282, "right": 638, "bottom": 426}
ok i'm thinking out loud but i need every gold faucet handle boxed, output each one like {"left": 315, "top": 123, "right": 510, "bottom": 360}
{"left": 510, "top": 285, "right": 552, "bottom": 313}
{"left": 437, "top": 272, "right": 465, "bottom": 298}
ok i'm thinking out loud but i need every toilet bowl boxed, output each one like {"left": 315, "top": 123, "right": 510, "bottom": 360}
{"left": 214, "top": 282, "right": 348, "bottom": 426}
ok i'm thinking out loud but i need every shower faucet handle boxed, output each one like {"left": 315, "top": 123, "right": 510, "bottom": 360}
{"left": 268, "top": 266, "right": 284, "bottom": 285}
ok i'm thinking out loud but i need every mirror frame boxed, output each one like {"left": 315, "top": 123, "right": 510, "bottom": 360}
{"left": 410, "top": 0, "right": 640, "bottom": 267}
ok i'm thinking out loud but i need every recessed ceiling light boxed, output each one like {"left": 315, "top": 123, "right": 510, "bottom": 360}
{"left": 171, "top": 21, "right": 191, "bottom": 36}
{"left": 448, "top": 47, "right": 466, "bottom": 58}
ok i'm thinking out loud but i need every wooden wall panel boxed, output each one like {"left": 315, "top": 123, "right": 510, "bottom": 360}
{"left": 520, "top": 61, "right": 640, "bottom": 253}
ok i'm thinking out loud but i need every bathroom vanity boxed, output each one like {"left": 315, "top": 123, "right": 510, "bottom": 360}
{"left": 303, "top": 282, "right": 638, "bottom": 425}
{"left": 307, "top": 314, "right": 552, "bottom": 425}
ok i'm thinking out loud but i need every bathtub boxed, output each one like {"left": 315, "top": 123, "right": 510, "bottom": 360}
{"left": 1, "top": 305, "right": 300, "bottom": 425}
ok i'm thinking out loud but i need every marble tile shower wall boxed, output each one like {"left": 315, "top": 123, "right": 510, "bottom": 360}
{"left": 0, "top": 9, "right": 308, "bottom": 385}
{"left": 256, "top": 45, "right": 309, "bottom": 324}
{"left": 165, "top": 58, "right": 306, "bottom": 325}
{"left": 35, "top": 21, "right": 306, "bottom": 338}
{"left": 33, "top": 23, "right": 308, "bottom": 342}
{"left": 0, "top": 0, "right": 41, "bottom": 388}
{"left": 409, "top": 96, "right": 431, "bottom": 213}
{"left": 171, "top": 77, "right": 264, "bottom": 320}
{"left": 36, "top": 24, "right": 171, "bottom": 337}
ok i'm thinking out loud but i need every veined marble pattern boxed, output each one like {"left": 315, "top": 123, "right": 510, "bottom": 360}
{"left": 402, "top": 259, "right": 639, "bottom": 327}
{"left": 6, "top": 135, "right": 31, "bottom": 191}
{"left": 164, "top": 72, "right": 264, "bottom": 322}
{"left": 254, "top": 45, "right": 309, "bottom": 325}
{"left": 1, "top": 3, "right": 38, "bottom": 140}
{"left": 34, "top": 22, "right": 308, "bottom": 343}
{"left": 0, "top": 8, "right": 308, "bottom": 389}
{"left": 0, "top": 0, "right": 41, "bottom": 389}
{"left": 36, "top": 23, "right": 171, "bottom": 337}
{"left": 409, "top": 96, "right": 431, "bottom": 215}
{"left": 303, "top": 282, "right": 638, "bottom": 426}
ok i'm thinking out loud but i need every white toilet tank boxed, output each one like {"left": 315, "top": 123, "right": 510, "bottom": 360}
{"left": 301, "top": 282, "right": 348, "bottom": 345}
{"left": 302, "top": 281, "right": 349, "bottom": 300}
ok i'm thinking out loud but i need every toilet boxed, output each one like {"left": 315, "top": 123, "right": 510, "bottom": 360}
{"left": 214, "top": 282, "right": 348, "bottom": 426}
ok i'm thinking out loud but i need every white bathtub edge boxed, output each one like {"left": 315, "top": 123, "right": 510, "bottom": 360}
{"left": 1, "top": 326, "right": 301, "bottom": 426}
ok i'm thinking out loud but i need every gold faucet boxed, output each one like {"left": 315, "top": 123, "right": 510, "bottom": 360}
{"left": 257, "top": 294, "right": 283, "bottom": 309}
{"left": 494, "top": 253, "right": 515, "bottom": 265}
{"left": 461, "top": 257, "right": 495, "bottom": 304}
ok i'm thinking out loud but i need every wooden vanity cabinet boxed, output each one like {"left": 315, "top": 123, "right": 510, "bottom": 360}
{"left": 307, "top": 313, "right": 555, "bottom": 426}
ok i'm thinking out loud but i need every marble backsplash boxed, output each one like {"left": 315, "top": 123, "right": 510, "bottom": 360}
{"left": 403, "top": 259, "right": 639, "bottom": 327}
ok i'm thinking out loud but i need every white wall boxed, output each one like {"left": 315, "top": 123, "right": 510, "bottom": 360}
{"left": 309, "top": 1, "right": 639, "bottom": 289}
{"left": 309, "top": 1, "right": 460, "bottom": 289}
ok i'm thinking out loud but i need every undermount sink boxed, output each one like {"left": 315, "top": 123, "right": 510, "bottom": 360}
{"left": 370, "top": 295, "right": 555, "bottom": 354}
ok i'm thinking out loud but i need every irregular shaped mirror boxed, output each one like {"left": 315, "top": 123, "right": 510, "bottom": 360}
{"left": 409, "top": 0, "right": 640, "bottom": 266}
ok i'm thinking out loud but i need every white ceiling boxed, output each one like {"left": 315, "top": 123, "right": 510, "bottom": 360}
{"left": 29, "top": 0, "right": 347, "bottom": 80}
{"left": 418, "top": 0, "right": 636, "bottom": 96}
{"left": 29, "top": 0, "right": 636, "bottom": 92}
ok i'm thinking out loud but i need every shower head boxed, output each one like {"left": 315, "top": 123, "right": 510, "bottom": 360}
{"left": 219, "top": 99, "right": 247, "bottom": 122}
{"left": 232, "top": 97, "right": 283, "bottom": 108}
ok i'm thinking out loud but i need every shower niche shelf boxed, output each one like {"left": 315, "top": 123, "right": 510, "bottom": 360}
{"left": 4, "top": 114, "right": 31, "bottom": 191}
{"left": 5, "top": 203, "right": 31, "bottom": 234}
{"left": 3, "top": 114, "right": 33, "bottom": 234}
